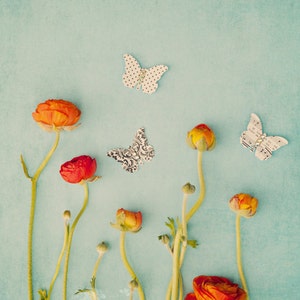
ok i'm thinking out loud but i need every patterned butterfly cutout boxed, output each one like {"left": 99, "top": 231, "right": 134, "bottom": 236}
{"left": 122, "top": 54, "right": 168, "bottom": 94}
{"left": 107, "top": 128, "right": 155, "bottom": 173}
{"left": 240, "top": 113, "right": 288, "bottom": 160}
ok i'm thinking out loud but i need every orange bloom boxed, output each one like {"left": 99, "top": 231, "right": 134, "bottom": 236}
{"left": 186, "top": 124, "right": 216, "bottom": 152}
{"left": 60, "top": 155, "right": 98, "bottom": 184}
{"left": 111, "top": 208, "right": 142, "bottom": 233}
{"left": 32, "top": 99, "right": 81, "bottom": 131}
{"left": 185, "top": 275, "right": 247, "bottom": 300}
{"left": 229, "top": 193, "right": 258, "bottom": 218}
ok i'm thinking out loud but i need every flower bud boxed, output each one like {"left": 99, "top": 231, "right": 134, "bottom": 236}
{"left": 111, "top": 208, "right": 143, "bottom": 233}
{"left": 129, "top": 279, "right": 139, "bottom": 290}
{"left": 186, "top": 124, "right": 216, "bottom": 152}
{"left": 229, "top": 193, "right": 258, "bottom": 218}
{"left": 158, "top": 234, "right": 170, "bottom": 245}
{"left": 96, "top": 242, "right": 108, "bottom": 255}
{"left": 63, "top": 210, "right": 71, "bottom": 224}
{"left": 182, "top": 183, "right": 196, "bottom": 194}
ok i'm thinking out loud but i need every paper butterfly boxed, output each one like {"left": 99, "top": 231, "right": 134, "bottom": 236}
{"left": 122, "top": 53, "right": 168, "bottom": 94}
{"left": 240, "top": 113, "right": 288, "bottom": 160}
{"left": 107, "top": 127, "right": 155, "bottom": 173}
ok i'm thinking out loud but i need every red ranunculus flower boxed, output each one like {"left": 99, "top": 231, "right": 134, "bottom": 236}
{"left": 32, "top": 99, "right": 81, "bottom": 131}
{"left": 60, "top": 155, "right": 98, "bottom": 184}
{"left": 186, "top": 275, "right": 247, "bottom": 300}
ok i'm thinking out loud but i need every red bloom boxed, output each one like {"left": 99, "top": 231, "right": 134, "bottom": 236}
{"left": 60, "top": 155, "right": 98, "bottom": 184}
{"left": 186, "top": 275, "right": 246, "bottom": 300}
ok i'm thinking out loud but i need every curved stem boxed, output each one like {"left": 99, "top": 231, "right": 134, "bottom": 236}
{"left": 27, "top": 130, "right": 60, "bottom": 300}
{"left": 185, "top": 151, "right": 205, "bottom": 222}
{"left": 63, "top": 182, "right": 89, "bottom": 300}
{"left": 47, "top": 222, "right": 69, "bottom": 299}
{"left": 119, "top": 231, "right": 145, "bottom": 300}
{"left": 236, "top": 215, "right": 249, "bottom": 299}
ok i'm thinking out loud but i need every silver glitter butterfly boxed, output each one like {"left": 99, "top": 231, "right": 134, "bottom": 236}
{"left": 107, "top": 128, "right": 155, "bottom": 173}
{"left": 240, "top": 113, "right": 288, "bottom": 160}
{"left": 122, "top": 54, "right": 168, "bottom": 94}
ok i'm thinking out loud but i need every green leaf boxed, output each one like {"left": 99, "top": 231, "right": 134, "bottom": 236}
{"left": 75, "top": 288, "right": 91, "bottom": 295}
{"left": 187, "top": 239, "right": 199, "bottom": 248}
{"left": 37, "top": 289, "right": 47, "bottom": 300}
{"left": 165, "top": 217, "right": 176, "bottom": 238}
{"left": 20, "top": 154, "right": 31, "bottom": 179}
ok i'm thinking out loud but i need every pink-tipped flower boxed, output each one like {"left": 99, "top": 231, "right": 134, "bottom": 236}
{"left": 229, "top": 193, "right": 258, "bottom": 218}
{"left": 59, "top": 155, "right": 99, "bottom": 184}
{"left": 186, "top": 124, "right": 216, "bottom": 152}
{"left": 111, "top": 208, "right": 143, "bottom": 233}
{"left": 32, "top": 99, "right": 81, "bottom": 131}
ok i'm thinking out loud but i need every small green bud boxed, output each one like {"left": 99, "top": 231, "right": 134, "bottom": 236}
{"left": 158, "top": 234, "right": 170, "bottom": 245}
{"left": 96, "top": 241, "right": 108, "bottom": 255}
{"left": 63, "top": 210, "right": 71, "bottom": 224}
{"left": 182, "top": 183, "right": 196, "bottom": 194}
{"left": 129, "top": 279, "right": 139, "bottom": 290}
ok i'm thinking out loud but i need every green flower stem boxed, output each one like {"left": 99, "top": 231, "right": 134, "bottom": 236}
{"left": 26, "top": 130, "right": 60, "bottom": 300}
{"left": 90, "top": 251, "right": 105, "bottom": 298}
{"left": 236, "top": 215, "right": 249, "bottom": 299}
{"left": 171, "top": 229, "right": 182, "bottom": 300}
{"left": 47, "top": 221, "right": 69, "bottom": 299}
{"left": 179, "top": 194, "right": 189, "bottom": 267}
{"left": 185, "top": 151, "right": 205, "bottom": 222}
{"left": 63, "top": 182, "right": 89, "bottom": 300}
{"left": 119, "top": 231, "right": 145, "bottom": 300}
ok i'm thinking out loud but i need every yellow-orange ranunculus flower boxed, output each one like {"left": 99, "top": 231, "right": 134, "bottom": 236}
{"left": 32, "top": 99, "right": 81, "bottom": 131}
{"left": 186, "top": 124, "right": 216, "bottom": 152}
{"left": 229, "top": 193, "right": 258, "bottom": 218}
{"left": 185, "top": 275, "right": 247, "bottom": 300}
{"left": 111, "top": 208, "right": 143, "bottom": 233}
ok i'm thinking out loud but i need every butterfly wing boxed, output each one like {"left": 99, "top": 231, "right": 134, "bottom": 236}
{"left": 142, "top": 65, "right": 168, "bottom": 94}
{"left": 122, "top": 54, "right": 142, "bottom": 89}
{"left": 240, "top": 113, "right": 263, "bottom": 151}
{"left": 107, "top": 148, "right": 139, "bottom": 173}
{"left": 255, "top": 136, "right": 288, "bottom": 160}
{"left": 131, "top": 128, "right": 155, "bottom": 162}
{"left": 107, "top": 128, "right": 155, "bottom": 173}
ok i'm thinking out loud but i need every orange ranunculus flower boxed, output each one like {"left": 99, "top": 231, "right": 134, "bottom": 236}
{"left": 229, "top": 193, "right": 258, "bottom": 218}
{"left": 32, "top": 99, "right": 81, "bottom": 131}
{"left": 59, "top": 155, "right": 98, "bottom": 184}
{"left": 185, "top": 275, "right": 247, "bottom": 300}
{"left": 111, "top": 208, "right": 143, "bottom": 233}
{"left": 186, "top": 124, "right": 216, "bottom": 152}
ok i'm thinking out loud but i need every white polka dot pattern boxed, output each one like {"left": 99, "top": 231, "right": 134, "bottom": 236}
{"left": 122, "top": 54, "right": 168, "bottom": 94}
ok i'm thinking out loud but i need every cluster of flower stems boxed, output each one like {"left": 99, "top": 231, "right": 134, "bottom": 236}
{"left": 22, "top": 130, "right": 249, "bottom": 300}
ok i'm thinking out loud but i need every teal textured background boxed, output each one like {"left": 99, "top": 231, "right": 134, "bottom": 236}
{"left": 1, "top": 1, "right": 299, "bottom": 299}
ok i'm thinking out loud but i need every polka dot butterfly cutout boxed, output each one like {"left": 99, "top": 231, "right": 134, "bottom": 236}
{"left": 122, "top": 54, "right": 168, "bottom": 94}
